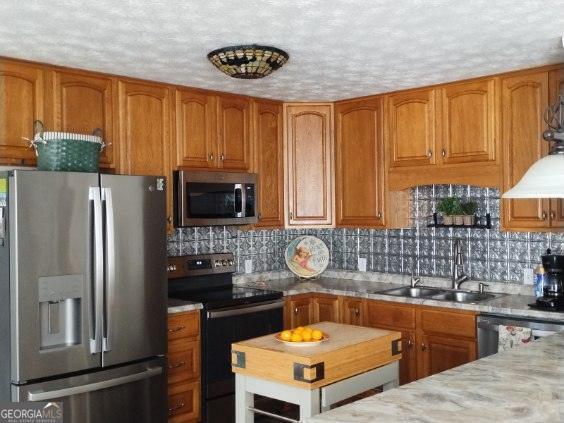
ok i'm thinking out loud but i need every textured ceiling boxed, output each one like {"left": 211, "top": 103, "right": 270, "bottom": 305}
{"left": 1, "top": 0, "right": 564, "bottom": 101}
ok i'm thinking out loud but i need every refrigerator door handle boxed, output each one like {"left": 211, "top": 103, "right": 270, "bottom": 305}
{"left": 89, "top": 187, "right": 104, "bottom": 354}
{"left": 102, "top": 187, "right": 115, "bottom": 353}
{"left": 27, "top": 366, "right": 163, "bottom": 401}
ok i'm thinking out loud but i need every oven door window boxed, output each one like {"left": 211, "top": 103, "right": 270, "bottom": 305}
{"left": 186, "top": 182, "right": 240, "bottom": 218}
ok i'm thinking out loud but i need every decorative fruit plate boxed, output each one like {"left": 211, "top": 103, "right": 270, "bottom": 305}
{"left": 274, "top": 333, "right": 329, "bottom": 347}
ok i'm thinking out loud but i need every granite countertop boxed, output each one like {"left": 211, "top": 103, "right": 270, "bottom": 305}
{"left": 235, "top": 273, "right": 564, "bottom": 322}
{"left": 167, "top": 298, "right": 203, "bottom": 314}
{"left": 305, "top": 333, "right": 564, "bottom": 422}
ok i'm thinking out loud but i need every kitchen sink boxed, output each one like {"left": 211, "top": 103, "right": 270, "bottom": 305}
{"left": 375, "top": 286, "right": 501, "bottom": 303}
{"left": 428, "top": 291, "right": 496, "bottom": 303}
{"left": 377, "top": 287, "right": 445, "bottom": 298}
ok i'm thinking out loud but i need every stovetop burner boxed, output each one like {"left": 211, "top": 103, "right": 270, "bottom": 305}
{"left": 169, "top": 286, "right": 282, "bottom": 310}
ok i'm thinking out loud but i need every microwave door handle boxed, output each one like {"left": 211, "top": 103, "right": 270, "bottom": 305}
{"left": 89, "top": 187, "right": 103, "bottom": 354}
{"left": 101, "top": 187, "right": 115, "bottom": 353}
{"left": 241, "top": 184, "right": 247, "bottom": 218}
{"left": 234, "top": 184, "right": 243, "bottom": 217}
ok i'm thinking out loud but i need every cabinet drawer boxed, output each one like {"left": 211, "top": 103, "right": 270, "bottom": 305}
{"left": 168, "top": 380, "right": 200, "bottom": 422}
{"left": 168, "top": 311, "right": 200, "bottom": 341}
{"left": 418, "top": 308, "right": 476, "bottom": 339}
{"left": 168, "top": 339, "right": 200, "bottom": 385}
{"left": 365, "top": 301, "right": 416, "bottom": 329}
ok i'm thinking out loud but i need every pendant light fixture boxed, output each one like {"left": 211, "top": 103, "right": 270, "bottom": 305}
{"left": 207, "top": 45, "right": 289, "bottom": 79}
{"left": 503, "top": 95, "right": 564, "bottom": 198}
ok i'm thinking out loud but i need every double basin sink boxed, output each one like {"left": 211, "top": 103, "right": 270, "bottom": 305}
{"left": 375, "top": 286, "right": 500, "bottom": 304}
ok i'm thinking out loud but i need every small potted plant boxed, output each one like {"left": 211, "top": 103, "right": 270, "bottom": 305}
{"left": 437, "top": 197, "right": 462, "bottom": 226}
{"left": 461, "top": 201, "right": 478, "bottom": 226}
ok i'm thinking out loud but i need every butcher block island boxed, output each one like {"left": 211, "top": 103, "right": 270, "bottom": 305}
{"left": 232, "top": 322, "right": 402, "bottom": 422}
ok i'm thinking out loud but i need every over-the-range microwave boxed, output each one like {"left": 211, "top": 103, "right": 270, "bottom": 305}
{"left": 173, "top": 170, "right": 258, "bottom": 227}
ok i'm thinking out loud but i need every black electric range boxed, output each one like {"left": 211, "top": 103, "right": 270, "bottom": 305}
{"left": 167, "top": 253, "right": 284, "bottom": 423}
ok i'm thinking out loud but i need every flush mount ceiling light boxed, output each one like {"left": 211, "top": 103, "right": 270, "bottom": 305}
{"left": 207, "top": 44, "right": 289, "bottom": 79}
{"left": 503, "top": 95, "right": 564, "bottom": 198}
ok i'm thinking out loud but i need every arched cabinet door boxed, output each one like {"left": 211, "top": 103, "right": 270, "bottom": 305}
{"left": 501, "top": 71, "right": 550, "bottom": 230}
{"left": 284, "top": 103, "right": 334, "bottom": 227}
{"left": 51, "top": 70, "right": 117, "bottom": 169}
{"left": 174, "top": 89, "right": 217, "bottom": 170}
{"left": 0, "top": 60, "right": 45, "bottom": 165}
{"left": 335, "top": 97, "right": 384, "bottom": 227}
{"left": 217, "top": 94, "right": 251, "bottom": 171}
{"left": 387, "top": 89, "right": 437, "bottom": 168}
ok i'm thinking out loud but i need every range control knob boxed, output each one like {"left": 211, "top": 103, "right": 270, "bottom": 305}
{"left": 221, "top": 260, "right": 228, "bottom": 266}
{"left": 214, "top": 260, "right": 221, "bottom": 267}
{"left": 228, "top": 259, "right": 234, "bottom": 266}
{"left": 167, "top": 264, "right": 177, "bottom": 272}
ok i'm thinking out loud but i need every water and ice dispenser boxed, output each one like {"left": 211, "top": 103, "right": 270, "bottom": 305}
{"left": 38, "top": 275, "right": 83, "bottom": 350}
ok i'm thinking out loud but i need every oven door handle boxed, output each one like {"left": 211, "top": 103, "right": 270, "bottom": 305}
{"left": 207, "top": 300, "right": 284, "bottom": 319}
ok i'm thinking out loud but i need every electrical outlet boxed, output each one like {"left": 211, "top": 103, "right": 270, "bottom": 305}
{"left": 358, "top": 257, "right": 367, "bottom": 272}
{"left": 245, "top": 259, "right": 253, "bottom": 274}
{"left": 523, "top": 268, "right": 534, "bottom": 285}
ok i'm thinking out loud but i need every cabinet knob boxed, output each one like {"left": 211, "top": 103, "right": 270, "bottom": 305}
{"left": 168, "top": 325, "right": 185, "bottom": 333}
{"left": 166, "top": 216, "right": 172, "bottom": 224}
{"left": 209, "top": 153, "right": 214, "bottom": 161}
{"left": 289, "top": 212, "right": 293, "bottom": 220}
{"left": 294, "top": 307, "right": 298, "bottom": 315}
{"left": 377, "top": 212, "right": 382, "bottom": 219}
{"left": 354, "top": 308, "right": 360, "bottom": 317}
{"left": 542, "top": 211, "right": 547, "bottom": 220}
{"left": 421, "top": 342, "right": 427, "bottom": 351}
{"left": 441, "top": 148, "right": 446, "bottom": 158}
{"left": 168, "top": 361, "right": 186, "bottom": 369}
{"left": 550, "top": 211, "right": 556, "bottom": 220}
{"left": 220, "top": 153, "right": 225, "bottom": 161}
{"left": 427, "top": 149, "right": 433, "bottom": 158}
{"left": 402, "top": 338, "right": 413, "bottom": 348}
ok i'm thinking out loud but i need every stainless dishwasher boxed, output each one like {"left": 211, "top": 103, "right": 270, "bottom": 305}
{"left": 477, "top": 314, "right": 564, "bottom": 358}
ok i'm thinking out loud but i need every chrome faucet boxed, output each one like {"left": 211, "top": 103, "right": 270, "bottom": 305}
{"left": 452, "top": 240, "right": 469, "bottom": 290}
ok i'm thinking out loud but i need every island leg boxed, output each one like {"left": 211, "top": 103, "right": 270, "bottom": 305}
{"left": 298, "top": 389, "right": 320, "bottom": 421}
{"left": 235, "top": 373, "right": 254, "bottom": 423}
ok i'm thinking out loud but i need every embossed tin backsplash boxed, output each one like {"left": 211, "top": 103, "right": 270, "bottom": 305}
{"left": 167, "top": 185, "right": 564, "bottom": 284}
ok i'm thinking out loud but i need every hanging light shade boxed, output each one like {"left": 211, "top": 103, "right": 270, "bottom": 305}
{"left": 207, "top": 44, "right": 289, "bottom": 79}
{"left": 503, "top": 95, "right": 564, "bottom": 199}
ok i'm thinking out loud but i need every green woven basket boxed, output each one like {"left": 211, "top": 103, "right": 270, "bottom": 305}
{"left": 32, "top": 124, "right": 104, "bottom": 172}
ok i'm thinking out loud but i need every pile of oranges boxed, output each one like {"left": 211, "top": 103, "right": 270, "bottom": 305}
{"left": 279, "top": 326, "right": 323, "bottom": 343}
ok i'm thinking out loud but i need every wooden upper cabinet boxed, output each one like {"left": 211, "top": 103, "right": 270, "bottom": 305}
{"left": 501, "top": 71, "right": 550, "bottom": 230}
{"left": 174, "top": 89, "right": 216, "bottom": 170}
{"left": 549, "top": 69, "right": 564, "bottom": 229}
{"left": 118, "top": 80, "right": 171, "bottom": 177}
{"left": 387, "top": 89, "right": 437, "bottom": 168}
{"left": 49, "top": 70, "right": 117, "bottom": 169}
{"left": 335, "top": 97, "right": 384, "bottom": 227}
{"left": 284, "top": 103, "right": 334, "bottom": 227}
{"left": 217, "top": 95, "right": 251, "bottom": 171}
{"left": 0, "top": 60, "right": 44, "bottom": 164}
{"left": 440, "top": 79, "right": 497, "bottom": 165}
{"left": 253, "top": 99, "right": 284, "bottom": 228}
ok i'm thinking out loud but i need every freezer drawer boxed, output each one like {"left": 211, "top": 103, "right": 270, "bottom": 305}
{"left": 12, "top": 358, "right": 167, "bottom": 423}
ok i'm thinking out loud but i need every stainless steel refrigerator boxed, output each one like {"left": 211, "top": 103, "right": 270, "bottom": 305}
{"left": 0, "top": 170, "right": 168, "bottom": 422}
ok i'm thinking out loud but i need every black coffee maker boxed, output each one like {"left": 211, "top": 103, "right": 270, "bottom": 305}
{"left": 531, "top": 249, "right": 564, "bottom": 311}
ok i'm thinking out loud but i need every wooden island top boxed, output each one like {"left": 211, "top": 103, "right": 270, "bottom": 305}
{"left": 232, "top": 322, "right": 402, "bottom": 389}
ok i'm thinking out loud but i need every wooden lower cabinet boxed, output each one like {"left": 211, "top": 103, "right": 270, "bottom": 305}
{"left": 284, "top": 294, "right": 313, "bottom": 329}
{"left": 339, "top": 297, "right": 363, "bottom": 326}
{"left": 167, "top": 311, "right": 201, "bottom": 422}
{"left": 416, "top": 333, "right": 476, "bottom": 379}
{"left": 363, "top": 299, "right": 476, "bottom": 385}
{"left": 312, "top": 294, "right": 340, "bottom": 323}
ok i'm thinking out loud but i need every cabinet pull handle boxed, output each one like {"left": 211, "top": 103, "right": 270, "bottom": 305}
{"left": 427, "top": 149, "right": 433, "bottom": 158}
{"left": 550, "top": 211, "right": 555, "bottom": 220}
{"left": 168, "top": 401, "right": 186, "bottom": 413}
{"left": 441, "top": 148, "right": 446, "bottom": 158}
{"left": 220, "top": 153, "right": 225, "bottom": 161}
{"left": 168, "top": 325, "right": 185, "bottom": 333}
{"left": 421, "top": 342, "right": 427, "bottom": 351}
{"left": 168, "top": 361, "right": 186, "bottom": 369}
{"left": 542, "top": 211, "right": 547, "bottom": 220}
{"left": 354, "top": 308, "right": 360, "bottom": 316}
{"left": 289, "top": 212, "right": 293, "bottom": 220}
{"left": 294, "top": 307, "right": 298, "bottom": 315}
{"left": 209, "top": 154, "right": 214, "bottom": 161}
{"left": 377, "top": 212, "right": 382, "bottom": 219}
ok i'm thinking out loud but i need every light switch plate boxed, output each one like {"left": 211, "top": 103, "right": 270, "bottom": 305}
{"left": 523, "top": 268, "right": 534, "bottom": 285}
{"left": 245, "top": 259, "right": 253, "bottom": 274}
{"left": 358, "top": 257, "right": 367, "bottom": 272}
